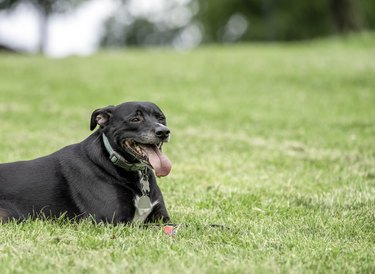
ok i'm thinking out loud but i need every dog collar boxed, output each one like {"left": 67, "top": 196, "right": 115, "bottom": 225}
{"left": 102, "top": 134, "right": 146, "bottom": 172}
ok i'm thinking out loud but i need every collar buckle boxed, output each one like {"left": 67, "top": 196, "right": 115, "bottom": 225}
{"left": 109, "top": 152, "right": 121, "bottom": 165}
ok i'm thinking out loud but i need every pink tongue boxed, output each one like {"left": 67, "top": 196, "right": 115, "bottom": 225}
{"left": 140, "top": 145, "right": 172, "bottom": 177}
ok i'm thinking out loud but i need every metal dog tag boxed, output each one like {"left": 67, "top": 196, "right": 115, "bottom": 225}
{"left": 140, "top": 177, "right": 150, "bottom": 193}
{"left": 138, "top": 195, "right": 152, "bottom": 210}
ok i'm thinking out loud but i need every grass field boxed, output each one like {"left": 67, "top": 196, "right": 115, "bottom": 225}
{"left": 0, "top": 34, "right": 374, "bottom": 273}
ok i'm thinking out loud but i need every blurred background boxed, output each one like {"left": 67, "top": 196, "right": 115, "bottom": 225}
{"left": 0, "top": 0, "right": 374, "bottom": 57}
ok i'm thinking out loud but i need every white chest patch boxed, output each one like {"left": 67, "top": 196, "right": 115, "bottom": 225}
{"left": 132, "top": 195, "right": 158, "bottom": 223}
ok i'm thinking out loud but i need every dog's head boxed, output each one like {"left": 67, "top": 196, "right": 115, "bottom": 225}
{"left": 90, "top": 101, "right": 172, "bottom": 177}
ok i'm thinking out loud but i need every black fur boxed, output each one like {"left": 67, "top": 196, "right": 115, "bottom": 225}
{"left": 0, "top": 101, "right": 170, "bottom": 223}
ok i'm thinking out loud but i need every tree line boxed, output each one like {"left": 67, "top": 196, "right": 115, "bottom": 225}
{"left": 1, "top": 0, "right": 374, "bottom": 53}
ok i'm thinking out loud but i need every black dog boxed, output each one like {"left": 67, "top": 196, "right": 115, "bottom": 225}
{"left": 0, "top": 101, "right": 172, "bottom": 223}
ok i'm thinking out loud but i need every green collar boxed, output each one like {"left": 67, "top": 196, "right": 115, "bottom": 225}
{"left": 102, "top": 134, "right": 146, "bottom": 172}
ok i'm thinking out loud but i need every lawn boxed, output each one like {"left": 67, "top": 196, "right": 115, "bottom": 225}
{"left": 0, "top": 34, "right": 374, "bottom": 273}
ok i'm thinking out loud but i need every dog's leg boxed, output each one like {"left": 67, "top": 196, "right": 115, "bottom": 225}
{"left": 145, "top": 203, "right": 170, "bottom": 223}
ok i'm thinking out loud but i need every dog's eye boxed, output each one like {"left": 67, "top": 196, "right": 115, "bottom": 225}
{"left": 157, "top": 116, "right": 166, "bottom": 123}
{"left": 129, "top": 117, "right": 142, "bottom": 123}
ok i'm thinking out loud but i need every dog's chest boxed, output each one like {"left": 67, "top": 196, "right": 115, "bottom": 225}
{"left": 132, "top": 195, "right": 158, "bottom": 222}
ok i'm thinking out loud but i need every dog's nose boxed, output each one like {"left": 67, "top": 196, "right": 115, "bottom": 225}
{"left": 155, "top": 125, "right": 170, "bottom": 140}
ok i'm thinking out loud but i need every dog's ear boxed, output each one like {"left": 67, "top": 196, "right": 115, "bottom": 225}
{"left": 90, "top": 105, "right": 115, "bottom": 131}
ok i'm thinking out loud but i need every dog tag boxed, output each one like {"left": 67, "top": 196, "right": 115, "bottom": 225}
{"left": 138, "top": 195, "right": 152, "bottom": 210}
{"left": 140, "top": 177, "right": 150, "bottom": 194}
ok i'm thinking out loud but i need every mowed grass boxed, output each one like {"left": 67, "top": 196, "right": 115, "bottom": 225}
{"left": 0, "top": 34, "right": 374, "bottom": 273}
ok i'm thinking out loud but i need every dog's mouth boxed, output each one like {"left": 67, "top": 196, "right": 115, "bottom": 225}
{"left": 122, "top": 139, "right": 172, "bottom": 177}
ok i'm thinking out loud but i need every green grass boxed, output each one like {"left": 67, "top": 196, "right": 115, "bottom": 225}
{"left": 0, "top": 34, "right": 374, "bottom": 273}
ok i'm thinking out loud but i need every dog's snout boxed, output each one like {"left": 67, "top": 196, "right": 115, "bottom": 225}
{"left": 155, "top": 125, "right": 170, "bottom": 140}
